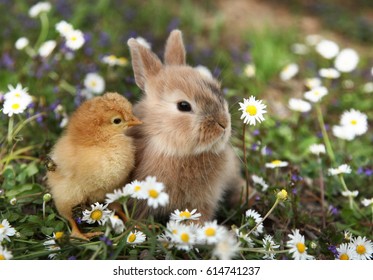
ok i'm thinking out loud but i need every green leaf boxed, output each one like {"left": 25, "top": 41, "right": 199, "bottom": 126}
{"left": 41, "top": 226, "right": 55, "bottom": 236}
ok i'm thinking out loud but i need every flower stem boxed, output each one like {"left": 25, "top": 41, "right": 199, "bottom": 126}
{"left": 317, "top": 157, "right": 326, "bottom": 229}
{"left": 7, "top": 115, "right": 14, "bottom": 144}
{"left": 242, "top": 124, "right": 250, "bottom": 205}
{"left": 34, "top": 12, "right": 49, "bottom": 51}
{"left": 315, "top": 103, "right": 335, "bottom": 163}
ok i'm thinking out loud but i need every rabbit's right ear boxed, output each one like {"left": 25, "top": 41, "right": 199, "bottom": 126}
{"left": 127, "top": 39, "right": 162, "bottom": 91}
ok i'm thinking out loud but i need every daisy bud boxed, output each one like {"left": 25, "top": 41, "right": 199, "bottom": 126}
{"left": 10, "top": 198, "right": 17, "bottom": 205}
{"left": 276, "top": 189, "right": 288, "bottom": 201}
{"left": 43, "top": 193, "right": 52, "bottom": 202}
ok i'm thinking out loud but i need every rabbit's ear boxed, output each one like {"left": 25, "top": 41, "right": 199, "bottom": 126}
{"left": 127, "top": 38, "right": 162, "bottom": 91}
{"left": 164, "top": 29, "right": 186, "bottom": 65}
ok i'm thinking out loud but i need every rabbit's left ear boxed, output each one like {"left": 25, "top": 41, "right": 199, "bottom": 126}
{"left": 164, "top": 29, "right": 186, "bottom": 65}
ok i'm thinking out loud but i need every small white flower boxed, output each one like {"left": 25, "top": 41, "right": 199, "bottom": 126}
{"left": 0, "top": 219, "right": 16, "bottom": 242}
{"left": 2, "top": 96, "right": 30, "bottom": 116}
{"left": 65, "top": 29, "right": 85, "bottom": 50}
{"left": 332, "top": 125, "right": 356, "bottom": 141}
{"left": 102, "top": 55, "right": 119, "bottom": 66}
{"left": 38, "top": 40, "right": 56, "bottom": 57}
{"left": 106, "top": 213, "right": 125, "bottom": 234}
{"left": 340, "top": 109, "right": 368, "bottom": 136}
{"left": 195, "top": 65, "right": 213, "bottom": 79}
{"left": 82, "top": 202, "right": 112, "bottom": 225}
{"left": 286, "top": 229, "right": 314, "bottom": 260}
{"left": 234, "top": 229, "right": 254, "bottom": 247}
{"left": 4, "top": 83, "right": 32, "bottom": 104}
{"left": 0, "top": 245, "right": 13, "bottom": 260}
{"left": 262, "top": 235, "right": 280, "bottom": 260}
{"left": 15, "top": 37, "right": 29, "bottom": 50}
{"left": 143, "top": 176, "right": 169, "bottom": 209}
{"left": 197, "top": 220, "right": 227, "bottom": 244}
{"left": 291, "top": 43, "right": 309, "bottom": 55}
{"left": 243, "top": 63, "right": 256, "bottom": 78}
{"left": 29, "top": 1, "right": 51, "bottom": 18}
{"left": 334, "top": 48, "right": 359, "bottom": 73}
{"left": 265, "top": 160, "right": 289, "bottom": 169}
{"left": 341, "top": 190, "right": 359, "bottom": 198}
{"left": 238, "top": 96, "right": 267, "bottom": 126}
{"left": 43, "top": 237, "right": 60, "bottom": 259}
{"left": 350, "top": 236, "right": 373, "bottom": 260}
{"left": 251, "top": 175, "right": 269, "bottom": 192}
{"left": 136, "top": 37, "right": 151, "bottom": 49}
{"left": 336, "top": 243, "right": 355, "bottom": 260}
{"left": 328, "top": 164, "right": 352, "bottom": 176}
{"left": 309, "top": 143, "right": 326, "bottom": 156}
{"left": 105, "top": 188, "right": 127, "bottom": 204}
{"left": 280, "top": 63, "right": 299, "bottom": 81}
{"left": 315, "top": 39, "right": 339, "bottom": 59}
{"left": 245, "top": 209, "right": 263, "bottom": 236}
{"left": 213, "top": 232, "right": 240, "bottom": 260}
{"left": 304, "top": 86, "right": 328, "bottom": 103}
{"left": 169, "top": 223, "right": 196, "bottom": 251}
{"left": 305, "top": 34, "right": 323, "bottom": 46}
{"left": 363, "top": 82, "right": 373, "bottom": 93}
{"left": 84, "top": 73, "right": 105, "bottom": 95}
{"left": 361, "top": 198, "right": 373, "bottom": 207}
{"left": 124, "top": 180, "right": 147, "bottom": 199}
{"left": 342, "top": 79, "right": 354, "bottom": 89}
{"left": 170, "top": 209, "right": 201, "bottom": 223}
{"left": 319, "top": 68, "right": 340, "bottom": 79}
{"left": 55, "top": 20, "right": 74, "bottom": 37}
{"left": 304, "top": 77, "right": 322, "bottom": 89}
{"left": 127, "top": 230, "right": 146, "bottom": 245}
{"left": 288, "top": 98, "right": 312, "bottom": 113}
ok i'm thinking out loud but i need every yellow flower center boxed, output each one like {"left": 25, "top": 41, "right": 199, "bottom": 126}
{"left": 179, "top": 211, "right": 191, "bottom": 219}
{"left": 90, "top": 209, "right": 103, "bottom": 221}
{"left": 277, "top": 189, "right": 288, "bottom": 201}
{"left": 15, "top": 93, "right": 21, "bottom": 97}
{"left": 0, "top": 224, "right": 4, "bottom": 228}
{"left": 12, "top": 103, "right": 20, "bottom": 110}
{"left": 134, "top": 185, "right": 141, "bottom": 192}
{"left": 180, "top": 233, "right": 189, "bottom": 243}
{"left": 149, "top": 189, "right": 159, "bottom": 199}
{"left": 246, "top": 105, "right": 257, "bottom": 116}
{"left": 54, "top": 232, "right": 64, "bottom": 240}
{"left": 296, "top": 242, "right": 306, "bottom": 253}
{"left": 314, "top": 90, "right": 320, "bottom": 96}
{"left": 205, "top": 227, "right": 216, "bottom": 237}
{"left": 90, "top": 81, "right": 97, "bottom": 87}
{"left": 172, "top": 229, "right": 178, "bottom": 234}
{"left": 128, "top": 233, "right": 136, "bottom": 243}
{"left": 339, "top": 253, "right": 349, "bottom": 260}
{"left": 350, "top": 120, "right": 357, "bottom": 125}
{"left": 71, "top": 36, "right": 77, "bottom": 41}
{"left": 356, "top": 245, "right": 366, "bottom": 255}
{"left": 272, "top": 160, "right": 282, "bottom": 165}
{"left": 0, "top": 254, "right": 5, "bottom": 260}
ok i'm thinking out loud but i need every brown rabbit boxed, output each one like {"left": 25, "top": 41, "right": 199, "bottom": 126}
{"left": 127, "top": 30, "right": 252, "bottom": 222}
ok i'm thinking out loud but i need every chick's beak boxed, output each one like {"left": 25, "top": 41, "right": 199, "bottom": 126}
{"left": 126, "top": 116, "right": 142, "bottom": 127}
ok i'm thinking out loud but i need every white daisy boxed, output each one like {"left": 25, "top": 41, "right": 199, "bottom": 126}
{"left": 29, "top": 1, "right": 51, "bottom": 18}
{"left": 157, "top": 233, "right": 174, "bottom": 249}
{"left": 363, "top": 82, "right": 373, "bottom": 93}
{"left": 336, "top": 243, "right": 355, "bottom": 260}
{"left": 65, "top": 29, "right": 85, "bottom": 50}
{"left": 304, "top": 86, "right": 328, "bottom": 103}
{"left": 291, "top": 43, "right": 309, "bottom": 55}
{"left": 55, "top": 20, "right": 74, "bottom": 37}
{"left": 334, "top": 48, "right": 359, "bottom": 73}
{"left": 265, "top": 160, "right": 289, "bottom": 169}
{"left": 361, "top": 198, "right": 373, "bottom": 207}
{"left": 81, "top": 202, "right": 112, "bottom": 225}
{"left": 197, "top": 220, "right": 227, "bottom": 244}
{"left": 0, "top": 219, "right": 16, "bottom": 242}
{"left": 342, "top": 79, "right": 354, "bottom": 89}
{"left": 195, "top": 65, "right": 213, "bottom": 79}
{"left": 251, "top": 175, "right": 269, "bottom": 192}
{"left": 319, "top": 68, "right": 340, "bottom": 79}
{"left": 350, "top": 236, "right": 373, "bottom": 260}
{"left": 15, "top": 37, "right": 29, "bottom": 50}
{"left": 170, "top": 209, "right": 201, "bottom": 223}
{"left": 124, "top": 180, "right": 147, "bottom": 199}
{"left": 328, "top": 164, "right": 352, "bottom": 176}
{"left": 105, "top": 188, "right": 130, "bottom": 204}
{"left": 2, "top": 97, "right": 30, "bottom": 117}
{"left": 286, "top": 229, "right": 314, "bottom": 260}
{"left": 243, "top": 63, "right": 256, "bottom": 78}
{"left": 344, "top": 230, "right": 353, "bottom": 241}
{"left": 84, "top": 73, "right": 105, "bottom": 95}
{"left": 102, "top": 55, "right": 119, "bottom": 66}
{"left": 341, "top": 190, "right": 359, "bottom": 198}
{"left": 135, "top": 36, "right": 151, "bottom": 49}
{"left": 340, "top": 109, "right": 368, "bottom": 136}
{"left": 309, "top": 143, "right": 326, "bottom": 156}
{"left": 4, "top": 83, "right": 32, "bottom": 104}
{"left": 315, "top": 39, "right": 339, "bottom": 59}
{"left": 332, "top": 125, "right": 356, "bottom": 141}
{"left": 170, "top": 223, "right": 196, "bottom": 251}
{"left": 262, "top": 235, "right": 280, "bottom": 260}
{"left": 234, "top": 229, "right": 254, "bottom": 247}
{"left": 305, "top": 34, "right": 323, "bottom": 46}
{"left": 0, "top": 245, "right": 13, "bottom": 260}
{"left": 280, "top": 63, "right": 299, "bottom": 81}
{"left": 127, "top": 230, "right": 146, "bottom": 245}
{"left": 106, "top": 213, "right": 125, "bottom": 235}
{"left": 38, "top": 40, "right": 56, "bottom": 57}
{"left": 245, "top": 209, "right": 263, "bottom": 236}
{"left": 116, "top": 57, "right": 128, "bottom": 67}
{"left": 238, "top": 96, "right": 267, "bottom": 126}
{"left": 143, "top": 176, "right": 169, "bottom": 209}
{"left": 288, "top": 98, "right": 312, "bottom": 113}
{"left": 212, "top": 232, "right": 240, "bottom": 260}
{"left": 43, "top": 238, "right": 60, "bottom": 259}
{"left": 304, "top": 77, "right": 322, "bottom": 89}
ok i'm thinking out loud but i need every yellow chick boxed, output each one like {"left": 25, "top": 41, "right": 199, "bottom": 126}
{"left": 47, "top": 92, "right": 141, "bottom": 240}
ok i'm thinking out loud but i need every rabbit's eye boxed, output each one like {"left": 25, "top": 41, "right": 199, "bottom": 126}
{"left": 112, "top": 117, "right": 122, "bottom": 124}
{"left": 177, "top": 101, "right": 192, "bottom": 112}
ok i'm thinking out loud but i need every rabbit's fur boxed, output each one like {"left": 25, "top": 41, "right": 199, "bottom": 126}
{"left": 127, "top": 30, "right": 249, "bottom": 222}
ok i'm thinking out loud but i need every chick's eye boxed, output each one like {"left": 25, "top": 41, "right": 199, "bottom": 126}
{"left": 177, "top": 101, "right": 192, "bottom": 112}
{"left": 112, "top": 118, "right": 122, "bottom": 124}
